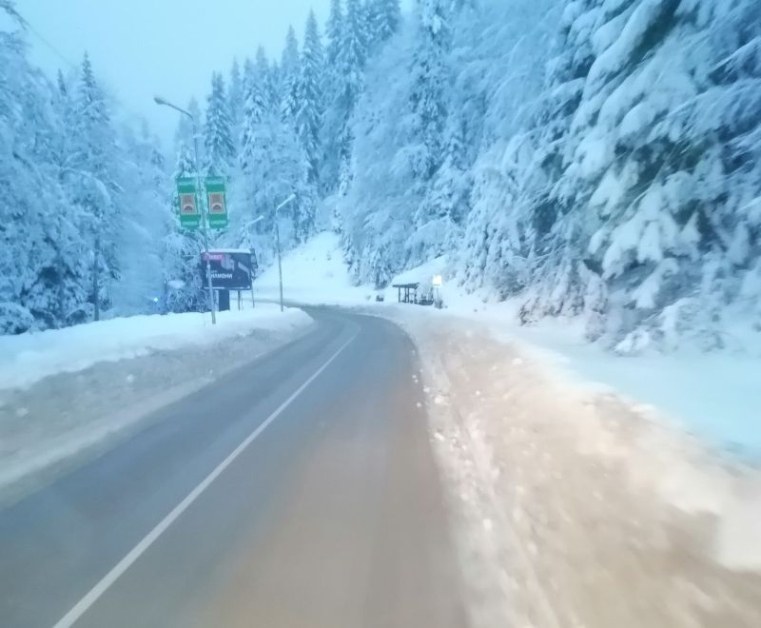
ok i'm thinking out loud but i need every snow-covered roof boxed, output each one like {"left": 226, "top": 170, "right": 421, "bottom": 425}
{"left": 207, "top": 248, "right": 253, "bottom": 254}
{"left": 391, "top": 256, "right": 448, "bottom": 286}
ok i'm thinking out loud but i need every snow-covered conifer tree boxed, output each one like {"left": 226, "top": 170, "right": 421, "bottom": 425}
{"left": 297, "top": 10, "right": 326, "bottom": 187}
{"left": 280, "top": 26, "right": 301, "bottom": 123}
{"left": 203, "top": 72, "right": 235, "bottom": 176}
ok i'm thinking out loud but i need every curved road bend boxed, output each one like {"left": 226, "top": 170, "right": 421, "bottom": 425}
{"left": 0, "top": 308, "right": 467, "bottom": 628}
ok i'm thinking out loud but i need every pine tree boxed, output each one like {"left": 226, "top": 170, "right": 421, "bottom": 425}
{"left": 243, "top": 56, "right": 255, "bottom": 87}
{"left": 332, "top": 0, "right": 369, "bottom": 184}
{"left": 174, "top": 97, "right": 202, "bottom": 159}
{"left": 71, "top": 53, "right": 121, "bottom": 321}
{"left": 228, "top": 58, "right": 245, "bottom": 152}
{"left": 364, "top": 0, "right": 381, "bottom": 51}
{"left": 115, "top": 122, "right": 170, "bottom": 314}
{"left": 410, "top": 0, "right": 452, "bottom": 180}
{"left": 203, "top": 72, "right": 235, "bottom": 176}
{"left": 370, "top": 0, "right": 401, "bottom": 45}
{"left": 240, "top": 60, "right": 268, "bottom": 171}
{"left": 326, "top": 0, "right": 344, "bottom": 66}
{"left": 254, "top": 46, "right": 277, "bottom": 110}
{"left": 47, "top": 70, "right": 90, "bottom": 328}
{"left": 358, "top": 0, "right": 373, "bottom": 51}
{"left": 297, "top": 10, "right": 326, "bottom": 186}
{"left": 341, "top": 0, "right": 368, "bottom": 86}
{"left": 280, "top": 26, "right": 301, "bottom": 122}
{"left": 237, "top": 42, "right": 315, "bottom": 253}
{"left": 163, "top": 144, "right": 205, "bottom": 312}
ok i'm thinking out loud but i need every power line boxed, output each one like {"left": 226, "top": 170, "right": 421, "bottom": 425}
{"left": 12, "top": 8, "right": 79, "bottom": 70}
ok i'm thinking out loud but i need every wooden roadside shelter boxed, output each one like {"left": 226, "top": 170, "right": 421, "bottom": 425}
{"left": 392, "top": 282, "right": 420, "bottom": 304}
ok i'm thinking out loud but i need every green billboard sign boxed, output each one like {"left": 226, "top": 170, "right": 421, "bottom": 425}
{"left": 176, "top": 177, "right": 200, "bottom": 229}
{"left": 205, "top": 177, "right": 228, "bottom": 230}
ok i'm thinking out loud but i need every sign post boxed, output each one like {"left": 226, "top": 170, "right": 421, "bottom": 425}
{"left": 205, "top": 177, "right": 228, "bottom": 230}
{"left": 155, "top": 96, "right": 215, "bottom": 324}
{"left": 432, "top": 274, "right": 444, "bottom": 309}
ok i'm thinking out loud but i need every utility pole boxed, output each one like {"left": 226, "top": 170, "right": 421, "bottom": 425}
{"left": 274, "top": 194, "right": 296, "bottom": 312}
{"left": 93, "top": 234, "right": 101, "bottom": 321}
{"left": 154, "top": 96, "right": 216, "bottom": 325}
{"left": 274, "top": 217, "right": 284, "bottom": 312}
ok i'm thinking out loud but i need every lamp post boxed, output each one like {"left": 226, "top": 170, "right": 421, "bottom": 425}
{"left": 273, "top": 194, "right": 296, "bottom": 312}
{"left": 154, "top": 96, "right": 216, "bottom": 325}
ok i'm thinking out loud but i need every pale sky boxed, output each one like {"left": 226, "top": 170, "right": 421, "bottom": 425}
{"left": 17, "top": 0, "right": 343, "bottom": 148}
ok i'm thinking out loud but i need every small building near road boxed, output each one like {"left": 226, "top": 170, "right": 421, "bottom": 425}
{"left": 389, "top": 256, "right": 448, "bottom": 307}
{"left": 392, "top": 282, "right": 420, "bottom": 304}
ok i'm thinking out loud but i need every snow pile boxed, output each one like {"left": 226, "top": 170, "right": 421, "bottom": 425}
{"left": 493, "top": 318, "right": 761, "bottom": 456}
{"left": 255, "top": 232, "right": 371, "bottom": 305}
{"left": 0, "top": 304, "right": 311, "bottom": 391}
{"left": 439, "top": 291, "right": 761, "bottom": 456}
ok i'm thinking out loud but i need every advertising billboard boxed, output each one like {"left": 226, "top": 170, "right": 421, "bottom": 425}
{"left": 200, "top": 250, "right": 257, "bottom": 291}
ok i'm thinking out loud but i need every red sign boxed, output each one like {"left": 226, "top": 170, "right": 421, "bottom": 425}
{"left": 208, "top": 192, "right": 225, "bottom": 214}
{"left": 180, "top": 193, "right": 198, "bottom": 215}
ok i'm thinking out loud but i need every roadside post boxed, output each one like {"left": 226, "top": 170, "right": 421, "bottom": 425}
{"left": 432, "top": 274, "right": 444, "bottom": 309}
{"left": 156, "top": 95, "right": 216, "bottom": 325}
{"left": 274, "top": 194, "right": 297, "bottom": 313}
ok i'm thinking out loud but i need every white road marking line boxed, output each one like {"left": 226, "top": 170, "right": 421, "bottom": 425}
{"left": 52, "top": 334, "right": 356, "bottom": 628}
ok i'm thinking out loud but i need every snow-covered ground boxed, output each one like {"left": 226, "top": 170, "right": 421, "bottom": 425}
{"left": 0, "top": 304, "right": 310, "bottom": 391}
{"left": 391, "top": 311, "right": 761, "bottom": 627}
{"left": 412, "top": 300, "right": 761, "bottom": 458}
{"left": 255, "top": 232, "right": 373, "bottom": 306}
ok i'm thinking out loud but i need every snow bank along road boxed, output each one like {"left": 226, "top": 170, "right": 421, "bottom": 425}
{"left": 0, "top": 309, "right": 466, "bottom": 628}
{"left": 0, "top": 309, "right": 310, "bottom": 501}
{"left": 390, "top": 310, "right": 761, "bottom": 628}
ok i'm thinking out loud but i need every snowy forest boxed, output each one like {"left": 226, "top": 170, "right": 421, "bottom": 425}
{"left": 2, "top": 0, "right": 760, "bottom": 354}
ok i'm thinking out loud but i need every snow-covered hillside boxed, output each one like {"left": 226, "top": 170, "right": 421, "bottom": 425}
{"left": 336, "top": 0, "right": 761, "bottom": 355}
{"left": 255, "top": 232, "right": 371, "bottom": 305}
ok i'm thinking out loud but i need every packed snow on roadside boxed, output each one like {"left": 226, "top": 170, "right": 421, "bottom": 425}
{"left": 489, "top": 314, "right": 761, "bottom": 457}
{"left": 255, "top": 232, "right": 371, "bottom": 306}
{"left": 391, "top": 311, "right": 761, "bottom": 628}
{"left": 0, "top": 304, "right": 312, "bottom": 391}
{"left": 380, "top": 257, "right": 761, "bottom": 458}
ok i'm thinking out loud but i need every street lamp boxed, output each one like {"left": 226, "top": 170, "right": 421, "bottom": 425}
{"left": 154, "top": 95, "right": 216, "bottom": 325}
{"left": 273, "top": 194, "right": 296, "bottom": 312}
{"left": 245, "top": 215, "right": 265, "bottom": 231}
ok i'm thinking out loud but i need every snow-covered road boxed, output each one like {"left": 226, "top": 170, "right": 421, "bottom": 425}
{"left": 0, "top": 309, "right": 465, "bottom": 628}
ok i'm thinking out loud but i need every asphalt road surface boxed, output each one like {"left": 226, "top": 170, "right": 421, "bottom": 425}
{"left": 0, "top": 308, "right": 467, "bottom": 628}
